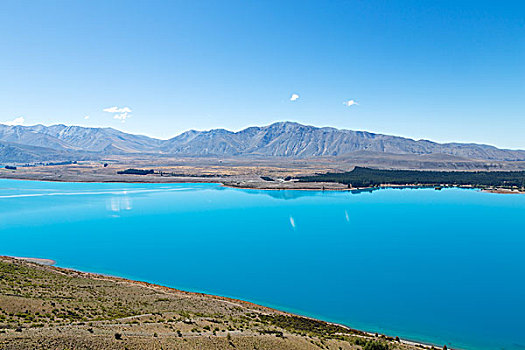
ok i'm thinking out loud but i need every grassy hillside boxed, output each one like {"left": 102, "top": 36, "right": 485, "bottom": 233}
{"left": 0, "top": 257, "right": 434, "bottom": 350}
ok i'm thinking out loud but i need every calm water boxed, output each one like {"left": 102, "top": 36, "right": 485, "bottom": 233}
{"left": 1, "top": 180, "right": 524, "bottom": 350}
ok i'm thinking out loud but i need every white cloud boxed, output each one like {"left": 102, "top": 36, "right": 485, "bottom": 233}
{"left": 343, "top": 99, "right": 358, "bottom": 107}
{"left": 113, "top": 113, "right": 131, "bottom": 122}
{"left": 103, "top": 106, "right": 132, "bottom": 122}
{"left": 290, "top": 93, "right": 299, "bottom": 101}
{"left": 103, "top": 106, "right": 132, "bottom": 113}
{"left": 84, "top": 115, "right": 90, "bottom": 120}
{"left": 2, "top": 117, "right": 25, "bottom": 126}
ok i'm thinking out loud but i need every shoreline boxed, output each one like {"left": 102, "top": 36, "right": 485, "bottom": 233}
{"left": 1, "top": 173, "right": 524, "bottom": 195}
{"left": 10, "top": 256, "right": 56, "bottom": 266}
{"left": 2, "top": 255, "right": 440, "bottom": 349}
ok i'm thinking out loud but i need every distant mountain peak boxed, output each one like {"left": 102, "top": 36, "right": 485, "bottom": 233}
{"left": 0, "top": 122, "right": 524, "bottom": 163}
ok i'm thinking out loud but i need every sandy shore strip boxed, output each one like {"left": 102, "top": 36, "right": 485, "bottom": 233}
{"left": 10, "top": 256, "right": 56, "bottom": 266}
{"left": 483, "top": 188, "right": 525, "bottom": 194}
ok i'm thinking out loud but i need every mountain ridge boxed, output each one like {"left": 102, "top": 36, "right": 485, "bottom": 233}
{"left": 1, "top": 121, "right": 524, "bottom": 163}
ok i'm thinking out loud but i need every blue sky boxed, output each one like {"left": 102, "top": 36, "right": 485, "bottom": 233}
{"left": 0, "top": 0, "right": 523, "bottom": 148}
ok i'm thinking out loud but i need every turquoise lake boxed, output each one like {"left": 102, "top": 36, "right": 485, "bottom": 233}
{"left": 1, "top": 179, "right": 524, "bottom": 350}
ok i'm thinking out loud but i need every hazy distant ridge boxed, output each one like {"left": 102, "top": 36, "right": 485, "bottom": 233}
{"left": 1, "top": 122, "right": 524, "bottom": 163}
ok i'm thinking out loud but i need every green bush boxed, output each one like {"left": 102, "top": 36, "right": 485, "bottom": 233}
{"left": 363, "top": 340, "right": 389, "bottom": 350}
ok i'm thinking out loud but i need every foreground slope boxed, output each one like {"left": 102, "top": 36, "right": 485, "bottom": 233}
{"left": 0, "top": 257, "right": 431, "bottom": 350}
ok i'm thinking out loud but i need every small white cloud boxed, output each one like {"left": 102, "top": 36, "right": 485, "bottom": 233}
{"left": 343, "top": 99, "right": 358, "bottom": 107}
{"left": 290, "top": 93, "right": 299, "bottom": 101}
{"left": 84, "top": 115, "right": 90, "bottom": 120}
{"left": 103, "top": 106, "right": 132, "bottom": 113}
{"left": 113, "top": 113, "right": 131, "bottom": 122}
{"left": 2, "top": 117, "right": 25, "bottom": 126}
{"left": 103, "top": 106, "right": 132, "bottom": 122}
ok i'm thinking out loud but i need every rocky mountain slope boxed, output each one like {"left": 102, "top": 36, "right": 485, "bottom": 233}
{"left": 1, "top": 122, "right": 524, "bottom": 163}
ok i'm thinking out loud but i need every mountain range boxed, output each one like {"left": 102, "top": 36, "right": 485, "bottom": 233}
{"left": 1, "top": 122, "right": 524, "bottom": 164}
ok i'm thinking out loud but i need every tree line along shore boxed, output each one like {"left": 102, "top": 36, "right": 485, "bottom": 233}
{"left": 113, "top": 166, "right": 525, "bottom": 192}
{"left": 297, "top": 167, "right": 525, "bottom": 191}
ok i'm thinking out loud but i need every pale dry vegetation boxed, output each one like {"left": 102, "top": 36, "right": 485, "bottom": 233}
{"left": 0, "top": 257, "right": 436, "bottom": 350}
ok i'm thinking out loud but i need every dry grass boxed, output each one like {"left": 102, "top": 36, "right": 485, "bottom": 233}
{"left": 0, "top": 257, "right": 433, "bottom": 350}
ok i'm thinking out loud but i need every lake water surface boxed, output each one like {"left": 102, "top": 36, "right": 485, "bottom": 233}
{"left": 1, "top": 179, "right": 524, "bottom": 350}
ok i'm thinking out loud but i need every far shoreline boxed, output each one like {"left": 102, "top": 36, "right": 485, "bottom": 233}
{"left": 1, "top": 173, "right": 523, "bottom": 195}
